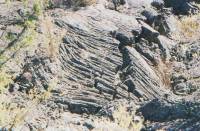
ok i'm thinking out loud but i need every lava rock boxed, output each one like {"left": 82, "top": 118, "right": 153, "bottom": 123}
{"left": 139, "top": 20, "right": 160, "bottom": 42}
{"left": 151, "top": 0, "right": 164, "bottom": 10}
{"left": 139, "top": 99, "right": 200, "bottom": 121}
{"left": 164, "top": 0, "right": 199, "bottom": 15}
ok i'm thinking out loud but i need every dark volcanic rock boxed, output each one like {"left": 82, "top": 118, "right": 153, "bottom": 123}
{"left": 164, "top": 0, "right": 200, "bottom": 15}
{"left": 49, "top": 6, "right": 169, "bottom": 114}
{"left": 13, "top": 52, "right": 59, "bottom": 93}
{"left": 139, "top": 20, "right": 160, "bottom": 42}
{"left": 139, "top": 99, "right": 200, "bottom": 121}
{"left": 151, "top": 0, "right": 164, "bottom": 10}
{"left": 2, "top": 0, "right": 200, "bottom": 130}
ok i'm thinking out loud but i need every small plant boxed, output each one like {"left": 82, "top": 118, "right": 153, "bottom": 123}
{"left": 5, "top": 32, "right": 16, "bottom": 41}
{"left": 41, "top": 78, "right": 58, "bottom": 100}
{"left": 112, "top": 104, "right": 143, "bottom": 131}
{"left": 155, "top": 60, "right": 172, "bottom": 88}
{"left": 33, "top": 0, "right": 43, "bottom": 16}
{"left": 0, "top": 55, "right": 8, "bottom": 65}
{"left": 0, "top": 77, "right": 58, "bottom": 128}
{"left": 0, "top": 70, "right": 12, "bottom": 93}
{"left": 10, "top": 28, "right": 36, "bottom": 52}
{"left": 22, "top": 0, "right": 28, "bottom": 6}
{"left": 179, "top": 15, "right": 200, "bottom": 38}
{"left": 92, "top": 103, "right": 143, "bottom": 131}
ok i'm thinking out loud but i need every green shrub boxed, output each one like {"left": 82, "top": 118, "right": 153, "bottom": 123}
{"left": 6, "top": 32, "right": 16, "bottom": 41}
{"left": 33, "top": 0, "right": 43, "bottom": 16}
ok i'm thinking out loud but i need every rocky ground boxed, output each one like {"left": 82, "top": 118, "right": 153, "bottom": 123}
{"left": 0, "top": 0, "right": 200, "bottom": 130}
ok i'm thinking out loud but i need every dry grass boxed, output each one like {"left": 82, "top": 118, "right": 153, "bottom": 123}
{"left": 0, "top": 77, "right": 58, "bottom": 129}
{"left": 0, "top": 0, "right": 59, "bottom": 129}
{"left": 41, "top": 15, "right": 60, "bottom": 60}
{"left": 178, "top": 14, "right": 200, "bottom": 40}
{"left": 112, "top": 104, "right": 143, "bottom": 131}
{"left": 40, "top": 77, "right": 58, "bottom": 100}
{"left": 93, "top": 104, "right": 143, "bottom": 131}
{"left": 0, "top": 70, "right": 12, "bottom": 93}
{"left": 0, "top": 95, "right": 28, "bottom": 129}
{"left": 155, "top": 60, "right": 172, "bottom": 88}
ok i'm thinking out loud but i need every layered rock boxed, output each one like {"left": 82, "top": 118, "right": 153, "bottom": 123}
{"left": 1, "top": 0, "right": 200, "bottom": 130}
{"left": 49, "top": 6, "right": 170, "bottom": 114}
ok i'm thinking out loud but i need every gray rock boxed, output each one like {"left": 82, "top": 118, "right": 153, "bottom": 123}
{"left": 151, "top": 0, "right": 164, "bottom": 9}
{"left": 141, "top": 8, "right": 158, "bottom": 26}
{"left": 173, "top": 83, "right": 189, "bottom": 95}
{"left": 2, "top": 1, "right": 200, "bottom": 130}
{"left": 139, "top": 99, "right": 200, "bottom": 121}
{"left": 139, "top": 20, "right": 160, "bottom": 42}
{"left": 157, "top": 35, "right": 176, "bottom": 61}
{"left": 164, "top": 0, "right": 199, "bottom": 15}
{"left": 9, "top": 83, "right": 20, "bottom": 92}
{"left": 83, "top": 120, "right": 95, "bottom": 130}
{"left": 120, "top": 46, "right": 165, "bottom": 99}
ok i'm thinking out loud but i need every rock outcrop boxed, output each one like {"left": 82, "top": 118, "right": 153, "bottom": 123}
{"left": 0, "top": 0, "right": 200, "bottom": 130}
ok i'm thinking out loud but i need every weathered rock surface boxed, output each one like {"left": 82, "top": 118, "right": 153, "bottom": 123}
{"left": 140, "top": 99, "right": 200, "bottom": 130}
{"left": 46, "top": 5, "right": 179, "bottom": 115}
{"left": 164, "top": 0, "right": 200, "bottom": 15}
{"left": 1, "top": 0, "right": 200, "bottom": 130}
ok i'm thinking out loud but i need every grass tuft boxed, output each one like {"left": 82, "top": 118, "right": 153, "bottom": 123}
{"left": 112, "top": 104, "right": 143, "bottom": 131}
{"left": 0, "top": 70, "right": 12, "bottom": 93}
{"left": 179, "top": 14, "right": 200, "bottom": 39}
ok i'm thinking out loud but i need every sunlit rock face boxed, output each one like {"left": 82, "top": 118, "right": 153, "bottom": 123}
{"left": 1, "top": 0, "right": 200, "bottom": 130}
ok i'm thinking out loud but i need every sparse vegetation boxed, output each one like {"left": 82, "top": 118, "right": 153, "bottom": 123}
{"left": 179, "top": 14, "right": 200, "bottom": 39}
{"left": 42, "top": 14, "right": 66, "bottom": 59}
{"left": 33, "top": 1, "right": 42, "bottom": 15}
{"left": 0, "top": 70, "right": 12, "bottom": 93}
{"left": 2, "top": 0, "right": 200, "bottom": 130}
{"left": 0, "top": 76, "right": 58, "bottom": 128}
{"left": 0, "top": 98, "right": 20, "bottom": 128}
{"left": 0, "top": 95, "right": 34, "bottom": 129}
{"left": 92, "top": 104, "right": 144, "bottom": 131}
{"left": 5, "top": 32, "right": 16, "bottom": 41}
{"left": 43, "top": 15, "right": 57, "bottom": 59}
{"left": 0, "top": 55, "right": 8, "bottom": 65}
{"left": 155, "top": 60, "right": 172, "bottom": 88}
{"left": 112, "top": 104, "right": 143, "bottom": 131}
{"left": 0, "top": 2, "right": 54, "bottom": 128}
{"left": 0, "top": 1, "right": 39, "bottom": 67}
{"left": 40, "top": 77, "right": 58, "bottom": 101}
{"left": 0, "top": 65, "right": 13, "bottom": 91}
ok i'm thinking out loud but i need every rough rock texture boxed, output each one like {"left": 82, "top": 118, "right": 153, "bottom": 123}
{"left": 48, "top": 6, "right": 174, "bottom": 115}
{"left": 0, "top": 0, "right": 200, "bottom": 130}
{"left": 164, "top": 0, "right": 200, "bottom": 15}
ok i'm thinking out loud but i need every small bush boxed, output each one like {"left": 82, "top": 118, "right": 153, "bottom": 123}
{"left": 33, "top": 0, "right": 43, "bottom": 16}
{"left": 179, "top": 15, "right": 200, "bottom": 38}
{"left": 93, "top": 103, "right": 144, "bottom": 131}
{"left": 112, "top": 104, "right": 143, "bottom": 131}
{"left": 6, "top": 32, "right": 16, "bottom": 41}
